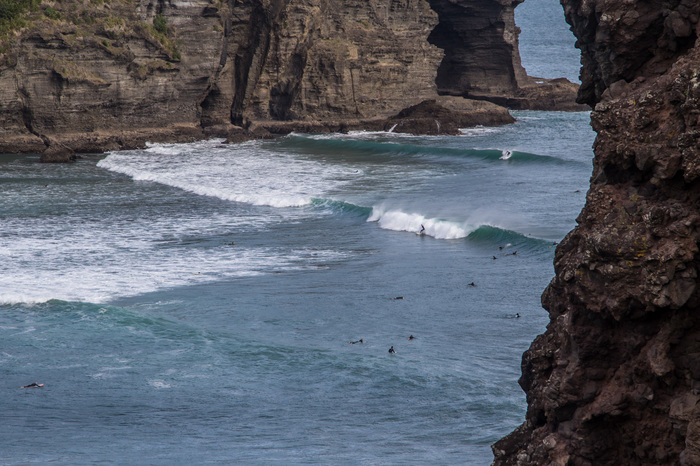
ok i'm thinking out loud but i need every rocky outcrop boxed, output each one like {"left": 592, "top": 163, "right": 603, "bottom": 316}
{"left": 494, "top": 1, "right": 700, "bottom": 465}
{"left": 382, "top": 96, "right": 515, "bottom": 135}
{"left": 426, "top": 0, "right": 583, "bottom": 110}
{"left": 428, "top": 0, "right": 529, "bottom": 97}
{"left": 0, "top": 0, "right": 578, "bottom": 159}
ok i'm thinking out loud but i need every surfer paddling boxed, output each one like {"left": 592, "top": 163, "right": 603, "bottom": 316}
{"left": 349, "top": 339, "right": 364, "bottom": 344}
{"left": 21, "top": 382, "right": 44, "bottom": 389}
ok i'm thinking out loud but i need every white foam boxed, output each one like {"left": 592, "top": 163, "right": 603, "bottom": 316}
{"left": 367, "top": 206, "right": 477, "bottom": 240}
{"left": 500, "top": 150, "right": 513, "bottom": 160}
{"left": 148, "top": 379, "right": 171, "bottom": 389}
{"left": 298, "top": 130, "right": 424, "bottom": 140}
{"left": 98, "top": 139, "right": 358, "bottom": 208}
{"left": 0, "top": 246, "right": 345, "bottom": 305}
{"left": 459, "top": 126, "right": 501, "bottom": 137}
{"left": 0, "top": 210, "right": 348, "bottom": 304}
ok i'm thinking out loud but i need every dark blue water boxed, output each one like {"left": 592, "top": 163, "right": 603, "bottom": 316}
{"left": 1, "top": 3, "right": 590, "bottom": 463}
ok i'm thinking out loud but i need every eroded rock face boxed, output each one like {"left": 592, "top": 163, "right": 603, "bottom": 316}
{"left": 428, "top": 0, "right": 529, "bottom": 97}
{"left": 0, "top": 0, "right": 446, "bottom": 155}
{"left": 494, "top": 1, "right": 700, "bottom": 465}
{"left": 0, "top": 0, "right": 576, "bottom": 159}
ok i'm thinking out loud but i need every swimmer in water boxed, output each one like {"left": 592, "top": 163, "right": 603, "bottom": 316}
{"left": 21, "top": 382, "right": 44, "bottom": 389}
{"left": 515, "top": 313, "right": 520, "bottom": 318}
{"left": 408, "top": 335, "right": 415, "bottom": 341}
{"left": 468, "top": 282, "right": 476, "bottom": 287}
{"left": 388, "top": 346, "right": 396, "bottom": 354}
{"left": 349, "top": 339, "right": 364, "bottom": 344}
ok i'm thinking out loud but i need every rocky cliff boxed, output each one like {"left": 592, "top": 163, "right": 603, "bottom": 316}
{"left": 494, "top": 1, "right": 700, "bottom": 464}
{"left": 427, "top": 0, "right": 584, "bottom": 110}
{"left": 0, "top": 0, "right": 574, "bottom": 159}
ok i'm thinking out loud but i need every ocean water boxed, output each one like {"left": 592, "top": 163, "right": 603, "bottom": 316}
{"left": 1, "top": 3, "right": 590, "bottom": 464}
{"left": 516, "top": 0, "right": 581, "bottom": 83}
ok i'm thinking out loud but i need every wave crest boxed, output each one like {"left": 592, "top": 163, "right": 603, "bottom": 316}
{"left": 367, "top": 206, "right": 477, "bottom": 239}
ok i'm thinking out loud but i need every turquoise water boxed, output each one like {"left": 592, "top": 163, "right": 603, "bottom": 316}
{"left": 1, "top": 112, "right": 593, "bottom": 464}
{"left": 2, "top": 2, "right": 590, "bottom": 463}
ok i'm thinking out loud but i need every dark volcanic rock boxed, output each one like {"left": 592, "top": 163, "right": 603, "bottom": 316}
{"left": 427, "top": 0, "right": 581, "bottom": 110}
{"left": 427, "top": 0, "right": 529, "bottom": 97}
{"left": 384, "top": 97, "right": 515, "bottom": 135}
{"left": 40, "top": 142, "right": 76, "bottom": 163}
{"left": 490, "top": 77, "right": 589, "bottom": 111}
{"left": 494, "top": 1, "right": 700, "bottom": 465}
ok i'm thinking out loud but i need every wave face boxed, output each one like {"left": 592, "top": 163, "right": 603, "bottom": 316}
{"left": 367, "top": 206, "right": 477, "bottom": 239}
{"left": 366, "top": 206, "right": 554, "bottom": 254}
{"left": 281, "top": 133, "right": 571, "bottom": 165}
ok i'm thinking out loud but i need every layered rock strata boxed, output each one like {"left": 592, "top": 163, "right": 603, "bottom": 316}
{"left": 0, "top": 0, "right": 574, "bottom": 161}
{"left": 494, "top": 1, "right": 700, "bottom": 464}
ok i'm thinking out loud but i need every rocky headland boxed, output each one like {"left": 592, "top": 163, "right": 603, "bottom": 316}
{"left": 0, "top": 0, "right": 578, "bottom": 161}
{"left": 494, "top": 0, "right": 700, "bottom": 464}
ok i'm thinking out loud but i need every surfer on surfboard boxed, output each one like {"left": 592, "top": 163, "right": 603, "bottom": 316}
{"left": 418, "top": 224, "right": 425, "bottom": 235}
{"left": 21, "top": 382, "right": 43, "bottom": 388}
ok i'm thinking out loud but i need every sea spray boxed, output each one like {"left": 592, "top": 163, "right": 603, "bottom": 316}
{"left": 367, "top": 205, "right": 477, "bottom": 239}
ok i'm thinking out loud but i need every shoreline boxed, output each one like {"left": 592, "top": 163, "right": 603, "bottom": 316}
{"left": 2, "top": 91, "right": 585, "bottom": 162}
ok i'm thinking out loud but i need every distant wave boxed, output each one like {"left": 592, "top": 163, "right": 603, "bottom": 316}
{"left": 281, "top": 134, "right": 564, "bottom": 164}
{"left": 467, "top": 225, "right": 553, "bottom": 250}
{"left": 311, "top": 199, "right": 373, "bottom": 217}
{"left": 367, "top": 205, "right": 556, "bottom": 250}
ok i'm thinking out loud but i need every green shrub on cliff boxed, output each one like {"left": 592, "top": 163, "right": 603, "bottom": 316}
{"left": 0, "top": 0, "right": 40, "bottom": 34}
{"left": 153, "top": 13, "right": 166, "bottom": 34}
{"left": 144, "top": 15, "right": 180, "bottom": 62}
{"left": 44, "top": 6, "right": 59, "bottom": 19}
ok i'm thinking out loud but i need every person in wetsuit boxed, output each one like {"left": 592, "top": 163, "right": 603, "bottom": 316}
{"left": 21, "top": 382, "right": 43, "bottom": 388}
